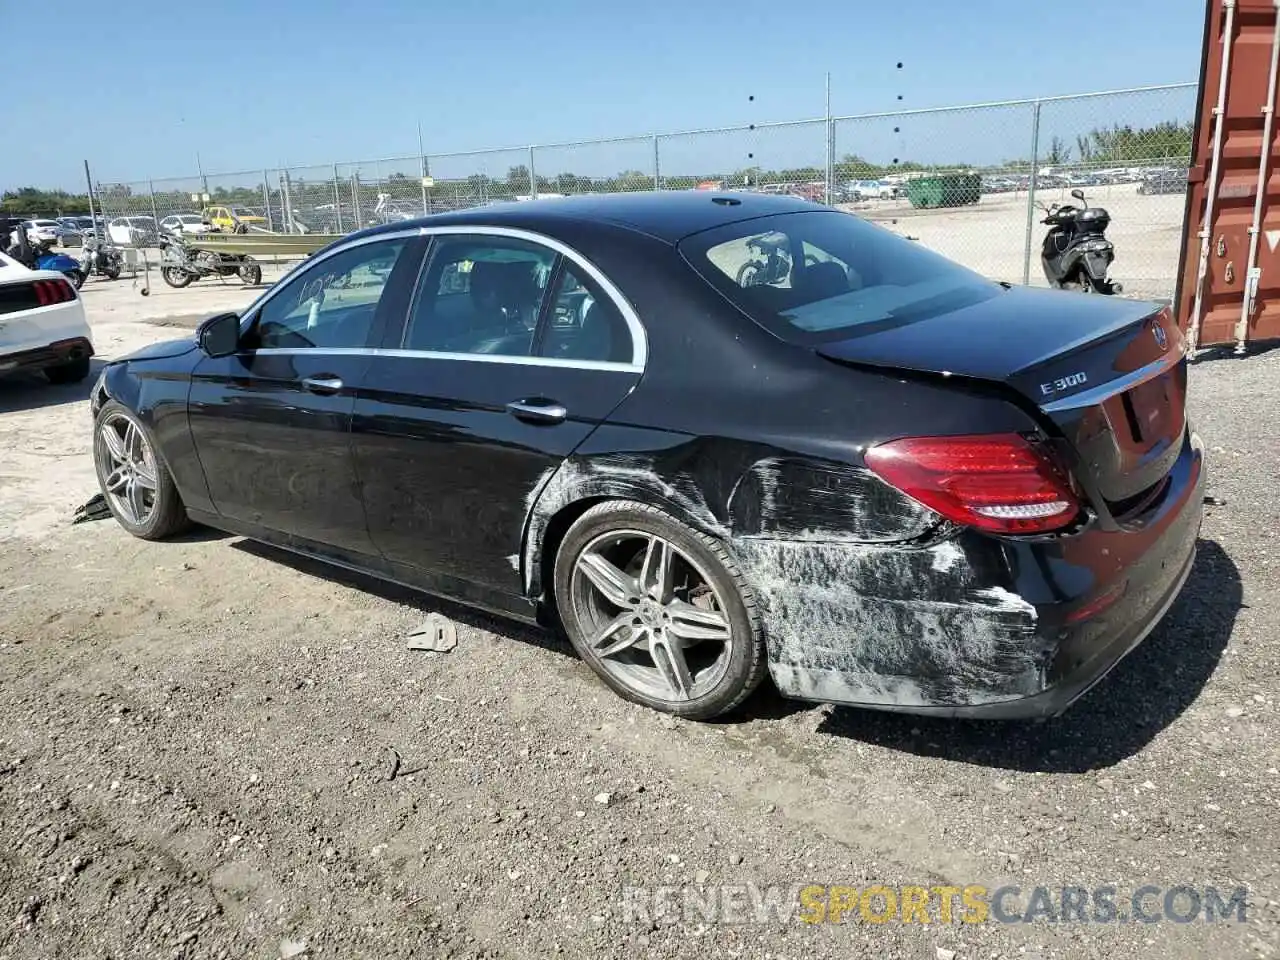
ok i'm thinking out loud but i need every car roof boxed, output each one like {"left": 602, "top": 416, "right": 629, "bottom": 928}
{"left": 352, "top": 190, "right": 822, "bottom": 246}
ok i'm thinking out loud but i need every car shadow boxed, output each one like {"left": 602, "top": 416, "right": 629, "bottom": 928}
{"left": 229, "top": 539, "right": 577, "bottom": 661}
{"left": 814, "top": 538, "right": 1241, "bottom": 773}
{"left": 0, "top": 358, "right": 107, "bottom": 414}
{"left": 169, "top": 525, "right": 233, "bottom": 544}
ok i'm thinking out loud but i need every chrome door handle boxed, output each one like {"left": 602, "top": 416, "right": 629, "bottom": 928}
{"left": 301, "top": 375, "right": 344, "bottom": 395}
{"left": 506, "top": 399, "right": 568, "bottom": 424}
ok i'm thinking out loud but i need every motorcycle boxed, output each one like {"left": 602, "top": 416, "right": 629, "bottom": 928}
{"left": 734, "top": 231, "right": 828, "bottom": 288}
{"left": 158, "top": 232, "right": 262, "bottom": 288}
{"left": 735, "top": 233, "right": 792, "bottom": 287}
{"left": 1039, "top": 188, "right": 1123, "bottom": 295}
{"left": 11, "top": 236, "right": 86, "bottom": 288}
{"left": 79, "top": 235, "right": 123, "bottom": 282}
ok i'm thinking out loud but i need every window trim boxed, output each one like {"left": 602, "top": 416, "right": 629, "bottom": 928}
{"left": 236, "top": 225, "right": 647, "bottom": 373}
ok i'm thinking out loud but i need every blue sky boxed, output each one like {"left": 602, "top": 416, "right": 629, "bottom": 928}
{"left": 10, "top": 0, "right": 1206, "bottom": 190}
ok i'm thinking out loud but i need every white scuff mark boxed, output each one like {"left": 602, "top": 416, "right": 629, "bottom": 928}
{"left": 732, "top": 456, "right": 936, "bottom": 544}
{"left": 519, "top": 455, "right": 729, "bottom": 596}
{"left": 734, "top": 537, "right": 1046, "bottom": 707}
{"left": 506, "top": 554, "right": 520, "bottom": 572}
{"left": 518, "top": 452, "right": 1045, "bottom": 709}
{"left": 772, "top": 663, "right": 1024, "bottom": 709}
{"left": 930, "top": 541, "right": 964, "bottom": 573}
{"left": 753, "top": 457, "right": 784, "bottom": 519}
{"left": 971, "top": 586, "right": 1039, "bottom": 621}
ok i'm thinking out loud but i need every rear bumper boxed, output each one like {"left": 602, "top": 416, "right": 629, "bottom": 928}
{"left": 0, "top": 336, "right": 94, "bottom": 376}
{"left": 763, "top": 430, "right": 1206, "bottom": 720}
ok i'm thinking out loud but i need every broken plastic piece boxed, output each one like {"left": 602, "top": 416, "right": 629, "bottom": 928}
{"left": 406, "top": 613, "right": 457, "bottom": 652}
{"left": 71, "top": 493, "right": 111, "bottom": 524}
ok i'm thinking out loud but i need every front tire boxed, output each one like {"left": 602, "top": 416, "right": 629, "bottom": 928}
{"left": 92, "top": 400, "right": 191, "bottom": 540}
{"left": 65, "top": 269, "right": 85, "bottom": 290}
{"left": 553, "top": 500, "right": 768, "bottom": 720}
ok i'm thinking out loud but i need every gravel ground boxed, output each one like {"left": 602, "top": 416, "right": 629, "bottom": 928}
{"left": 0, "top": 290, "right": 1278, "bottom": 959}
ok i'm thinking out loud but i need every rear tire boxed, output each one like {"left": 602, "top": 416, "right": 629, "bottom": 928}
{"left": 45, "top": 356, "right": 90, "bottom": 384}
{"left": 161, "top": 267, "right": 193, "bottom": 288}
{"left": 553, "top": 500, "right": 768, "bottom": 720}
{"left": 735, "top": 260, "right": 765, "bottom": 287}
{"left": 65, "top": 269, "right": 85, "bottom": 290}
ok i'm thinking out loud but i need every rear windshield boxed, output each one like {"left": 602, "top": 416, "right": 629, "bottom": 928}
{"left": 678, "top": 210, "right": 1000, "bottom": 345}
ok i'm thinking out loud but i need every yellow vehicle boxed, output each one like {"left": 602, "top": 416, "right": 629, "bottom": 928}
{"left": 201, "top": 205, "right": 269, "bottom": 233}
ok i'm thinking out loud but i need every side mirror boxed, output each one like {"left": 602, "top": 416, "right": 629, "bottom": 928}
{"left": 1070, "top": 189, "right": 1085, "bottom": 202}
{"left": 198, "top": 312, "right": 241, "bottom": 358}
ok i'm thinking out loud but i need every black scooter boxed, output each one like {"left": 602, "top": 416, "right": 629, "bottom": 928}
{"left": 1039, "top": 188, "right": 1123, "bottom": 295}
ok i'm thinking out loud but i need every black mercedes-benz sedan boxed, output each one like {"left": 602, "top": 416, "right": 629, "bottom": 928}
{"left": 89, "top": 191, "right": 1204, "bottom": 720}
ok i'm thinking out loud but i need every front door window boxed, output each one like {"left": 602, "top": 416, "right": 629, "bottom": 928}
{"left": 245, "top": 239, "right": 410, "bottom": 351}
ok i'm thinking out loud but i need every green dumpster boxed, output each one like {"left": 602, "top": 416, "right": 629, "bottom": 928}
{"left": 906, "top": 173, "right": 982, "bottom": 209}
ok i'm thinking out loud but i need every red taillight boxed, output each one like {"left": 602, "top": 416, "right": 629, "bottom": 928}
{"left": 864, "top": 433, "right": 1080, "bottom": 535}
{"left": 31, "top": 279, "right": 74, "bottom": 305}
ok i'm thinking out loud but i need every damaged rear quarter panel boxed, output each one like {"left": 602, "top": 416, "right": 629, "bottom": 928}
{"left": 522, "top": 362, "right": 1052, "bottom": 710}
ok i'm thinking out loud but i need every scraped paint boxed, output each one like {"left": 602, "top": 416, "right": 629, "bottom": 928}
{"left": 521, "top": 449, "right": 1049, "bottom": 709}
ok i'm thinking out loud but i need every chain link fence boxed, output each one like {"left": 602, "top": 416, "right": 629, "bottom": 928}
{"left": 85, "top": 82, "right": 1196, "bottom": 298}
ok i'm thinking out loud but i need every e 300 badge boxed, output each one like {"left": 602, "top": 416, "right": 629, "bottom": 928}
{"left": 1040, "top": 371, "right": 1088, "bottom": 397}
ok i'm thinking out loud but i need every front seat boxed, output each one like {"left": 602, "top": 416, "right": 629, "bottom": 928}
{"left": 468, "top": 261, "right": 537, "bottom": 355}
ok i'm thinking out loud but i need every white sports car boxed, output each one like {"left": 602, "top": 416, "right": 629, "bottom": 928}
{"left": 0, "top": 250, "right": 95, "bottom": 384}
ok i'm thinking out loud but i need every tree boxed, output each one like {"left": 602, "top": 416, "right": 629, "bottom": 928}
{"left": 506, "top": 165, "right": 532, "bottom": 194}
{"left": 1046, "top": 136, "right": 1071, "bottom": 165}
{"left": 1, "top": 187, "right": 91, "bottom": 215}
{"left": 554, "top": 172, "right": 581, "bottom": 193}
{"left": 1081, "top": 121, "right": 1193, "bottom": 163}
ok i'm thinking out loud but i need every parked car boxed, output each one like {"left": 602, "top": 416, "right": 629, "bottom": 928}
{"left": 107, "top": 216, "right": 160, "bottom": 247}
{"left": 55, "top": 217, "right": 86, "bottom": 246}
{"left": 160, "top": 214, "right": 212, "bottom": 236}
{"left": 788, "top": 183, "right": 827, "bottom": 204}
{"left": 981, "top": 177, "right": 1018, "bottom": 194}
{"left": 1138, "top": 171, "right": 1188, "bottom": 195}
{"left": 849, "top": 179, "right": 900, "bottom": 200}
{"left": 88, "top": 191, "right": 1203, "bottom": 722}
{"left": 21, "top": 219, "right": 61, "bottom": 245}
{"left": 202, "top": 205, "right": 269, "bottom": 232}
{"left": 0, "top": 249, "right": 95, "bottom": 384}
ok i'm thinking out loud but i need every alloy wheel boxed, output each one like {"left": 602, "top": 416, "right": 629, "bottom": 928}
{"left": 570, "top": 530, "right": 734, "bottom": 703}
{"left": 95, "top": 413, "right": 158, "bottom": 526}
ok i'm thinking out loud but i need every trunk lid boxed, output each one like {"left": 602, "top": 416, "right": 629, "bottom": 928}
{"left": 816, "top": 285, "right": 1187, "bottom": 516}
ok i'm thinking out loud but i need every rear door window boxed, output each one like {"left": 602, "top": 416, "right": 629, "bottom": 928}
{"left": 402, "top": 235, "right": 555, "bottom": 358}
{"left": 536, "top": 264, "right": 631, "bottom": 364}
